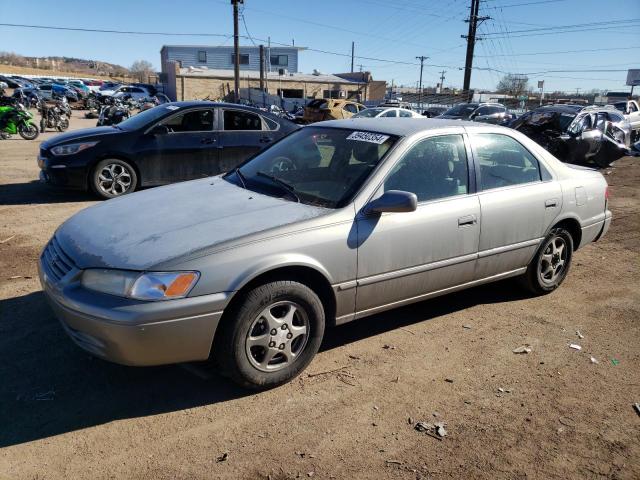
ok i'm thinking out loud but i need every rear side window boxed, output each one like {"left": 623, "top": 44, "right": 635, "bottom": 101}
{"left": 474, "top": 134, "right": 541, "bottom": 190}
{"left": 399, "top": 110, "right": 413, "bottom": 118}
{"left": 384, "top": 134, "right": 469, "bottom": 202}
{"left": 223, "top": 110, "right": 263, "bottom": 130}
{"left": 381, "top": 109, "right": 397, "bottom": 117}
{"left": 344, "top": 104, "right": 358, "bottom": 114}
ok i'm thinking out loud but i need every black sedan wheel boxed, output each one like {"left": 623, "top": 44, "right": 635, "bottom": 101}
{"left": 91, "top": 159, "right": 137, "bottom": 199}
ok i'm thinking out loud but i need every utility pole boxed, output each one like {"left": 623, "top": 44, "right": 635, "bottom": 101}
{"left": 351, "top": 41, "right": 355, "bottom": 73}
{"left": 575, "top": 87, "right": 581, "bottom": 96}
{"left": 438, "top": 70, "right": 446, "bottom": 94}
{"left": 416, "top": 55, "right": 428, "bottom": 110}
{"left": 232, "top": 0, "right": 243, "bottom": 103}
{"left": 462, "top": 0, "right": 490, "bottom": 100}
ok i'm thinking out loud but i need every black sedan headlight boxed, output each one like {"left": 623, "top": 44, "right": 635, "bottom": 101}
{"left": 51, "top": 141, "right": 99, "bottom": 156}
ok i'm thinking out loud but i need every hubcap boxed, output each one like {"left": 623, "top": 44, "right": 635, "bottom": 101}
{"left": 538, "top": 236, "right": 567, "bottom": 285}
{"left": 98, "top": 163, "right": 132, "bottom": 196}
{"left": 245, "top": 301, "right": 309, "bottom": 372}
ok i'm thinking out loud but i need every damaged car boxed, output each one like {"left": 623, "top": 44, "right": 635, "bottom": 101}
{"left": 438, "top": 102, "right": 514, "bottom": 125}
{"left": 510, "top": 105, "right": 631, "bottom": 167}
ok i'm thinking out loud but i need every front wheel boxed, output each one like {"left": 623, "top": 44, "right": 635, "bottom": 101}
{"left": 18, "top": 123, "right": 39, "bottom": 140}
{"left": 90, "top": 158, "right": 138, "bottom": 199}
{"left": 215, "top": 281, "right": 325, "bottom": 389}
{"left": 520, "top": 227, "right": 573, "bottom": 295}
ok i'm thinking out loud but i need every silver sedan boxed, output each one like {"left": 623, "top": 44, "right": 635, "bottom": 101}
{"left": 39, "top": 118, "right": 612, "bottom": 389}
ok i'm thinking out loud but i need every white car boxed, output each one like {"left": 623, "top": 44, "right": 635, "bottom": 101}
{"left": 100, "top": 86, "right": 152, "bottom": 101}
{"left": 353, "top": 107, "right": 423, "bottom": 118}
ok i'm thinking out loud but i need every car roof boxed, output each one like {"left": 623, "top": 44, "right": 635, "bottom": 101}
{"left": 533, "top": 105, "right": 580, "bottom": 114}
{"left": 316, "top": 117, "right": 477, "bottom": 136}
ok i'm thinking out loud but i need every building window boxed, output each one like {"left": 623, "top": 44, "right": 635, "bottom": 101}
{"left": 323, "top": 90, "right": 341, "bottom": 99}
{"left": 277, "top": 88, "right": 304, "bottom": 98}
{"left": 230, "top": 54, "right": 250, "bottom": 65}
{"left": 270, "top": 55, "right": 288, "bottom": 67}
{"left": 198, "top": 51, "right": 207, "bottom": 63}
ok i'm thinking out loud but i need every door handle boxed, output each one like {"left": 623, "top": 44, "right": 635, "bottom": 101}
{"left": 458, "top": 215, "right": 477, "bottom": 227}
{"left": 545, "top": 199, "right": 558, "bottom": 208}
{"left": 200, "top": 138, "right": 216, "bottom": 144}
{"left": 259, "top": 136, "right": 272, "bottom": 143}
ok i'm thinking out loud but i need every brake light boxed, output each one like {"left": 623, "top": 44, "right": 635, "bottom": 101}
{"left": 605, "top": 186, "right": 609, "bottom": 201}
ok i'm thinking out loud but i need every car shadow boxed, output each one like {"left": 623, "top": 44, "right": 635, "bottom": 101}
{"left": 0, "top": 280, "right": 529, "bottom": 447}
{"left": 0, "top": 181, "right": 95, "bottom": 205}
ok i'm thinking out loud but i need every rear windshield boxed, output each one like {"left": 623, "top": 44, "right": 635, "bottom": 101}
{"left": 442, "top": 104, "right": 478, "bottom": 117}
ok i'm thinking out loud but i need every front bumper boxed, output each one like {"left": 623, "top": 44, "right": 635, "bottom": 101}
{"left": 38, "top": 150, "right": 89, "bottom": 190}
{"left": 38, "top": 247, "right": 229, "bottom": 366}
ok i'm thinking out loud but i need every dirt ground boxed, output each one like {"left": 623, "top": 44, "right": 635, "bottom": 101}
{"left": 0, "top": 112, "right": 639, "bottom": 480}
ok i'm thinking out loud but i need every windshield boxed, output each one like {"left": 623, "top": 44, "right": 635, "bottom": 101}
{"left": 354, "top": 108, "right": 384, "bottom": 118}
{"left": 227, "top": 127, "right": 398, "bottom": 208}
{"left": 517, "top": 109, "right": 576, "bottom": 132}
{"left": 117, "top": 104, "right": 178, "bottom": 131}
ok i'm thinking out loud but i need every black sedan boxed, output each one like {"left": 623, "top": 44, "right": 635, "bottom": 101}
{"left": 38, "top": 102, "right": 299, "bottom": 198}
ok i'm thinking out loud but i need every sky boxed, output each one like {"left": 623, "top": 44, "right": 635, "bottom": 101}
{"left": 1, "top": 0, "right": 639, "bottom": 93}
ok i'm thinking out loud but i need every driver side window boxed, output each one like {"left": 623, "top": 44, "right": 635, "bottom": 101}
{"left": 384, "top": 135, "right": 469, "bottom": 202}
{"left": 161, "top": 109, "right": 215, "bottom": 132}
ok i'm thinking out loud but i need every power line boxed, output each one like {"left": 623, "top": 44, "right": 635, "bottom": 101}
{"left": 475, "top": 45, "right": 640, "bottom": 57}
{"left": 479, "top": 18, "right": 640, "bottom": 36}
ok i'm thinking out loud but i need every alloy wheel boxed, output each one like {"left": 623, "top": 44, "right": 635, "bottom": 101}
{"left": 245, "top": 301, "right": 310, "bottom": 372}
{"left": 538, "top": 235, "right": 568, "bottom": 285}
{"left": 98, "top": 163, "right": 133, "bottom": 196}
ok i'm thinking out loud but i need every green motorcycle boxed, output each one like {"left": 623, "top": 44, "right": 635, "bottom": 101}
{"left": 0, "top": 103, "right": 39, "bottom": 140}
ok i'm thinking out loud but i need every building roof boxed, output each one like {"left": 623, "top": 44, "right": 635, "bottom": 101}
{"left": 178, "top": 67, "right": 365, "bottom": 84}
{"left": 162, "top": 44, "right": 307, "bottom": 51}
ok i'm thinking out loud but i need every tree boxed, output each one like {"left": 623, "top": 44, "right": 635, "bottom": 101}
{"left": 130, "top": 60, "right": 154, "bottom": 83}
{"left": 496, "top": 74, "right": 529, "bottom": 97}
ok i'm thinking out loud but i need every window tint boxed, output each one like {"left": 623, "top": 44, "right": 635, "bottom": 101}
{"left": 607, "top": 112, "right": 624, "bottom": 122}
{"left": 344, "top": 104, "right": 358, "bottom": 114}
{"left": 384, "top": 135, "right": 469, "bottom": 202}
{"left": 399, "top": 109, "right": 413, "bottom": 117}
{"left": 263, "top": 116, "right": 280, "bottom": 130}
{"left": 474, "top": 134, "right": 541, "bottom": 190}
{"left": 223, "top": 109, "right": 263, "bottom": 130}
{"left": 161, "top": 109, "right": 215, "bottom": 132}
{"left": 380, "top": 109, "right": 397, "bottom": 117}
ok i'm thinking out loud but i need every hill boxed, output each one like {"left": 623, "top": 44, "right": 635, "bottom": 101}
{"left": 0, "top": 52, "right": 129, "bottom": 79}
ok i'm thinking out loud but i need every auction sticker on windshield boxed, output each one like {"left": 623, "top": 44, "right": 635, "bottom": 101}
{"left": 346, "top": 131, "right": 390, "bottom": 144}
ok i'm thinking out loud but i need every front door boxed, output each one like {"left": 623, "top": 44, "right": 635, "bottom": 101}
{"left": 355, "top": 133, "right": 480, "bottom": 315}
{"left": 217, "top": 108, "right": 271, "bottom": 173}
{"left": 470, "top": 132, "right": 562, "bottom": 278}
{"left": 134, "top": 108, "right": 218, "bottom": 185}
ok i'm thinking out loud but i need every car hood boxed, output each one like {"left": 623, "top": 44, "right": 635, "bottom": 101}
{"left": 42, "top": 126, "right": 123, "bottom": 148}
{"left": 55, "top": 177, "right": 330, "bottom": 270}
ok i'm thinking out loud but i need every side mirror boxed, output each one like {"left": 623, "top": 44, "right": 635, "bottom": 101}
{"left": 149, "top": 124, "right": 170, "bottom": 135}
{"left": 364, "top": 190, "right": 418, "bottom": 214}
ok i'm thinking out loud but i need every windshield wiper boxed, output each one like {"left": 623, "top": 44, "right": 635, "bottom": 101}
{"left": 255, "top": 171, "right": 300, "bottom": 202}
{"left": 234, "top": 167, "right": 247, "bottom": 188}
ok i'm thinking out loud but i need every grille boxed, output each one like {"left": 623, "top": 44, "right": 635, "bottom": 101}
{"left": 42, "top": 236, "right": 76, "bottom": 281}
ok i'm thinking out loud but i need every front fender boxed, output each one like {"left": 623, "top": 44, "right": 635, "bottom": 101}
{"left": 228, "top": 253, "right": 334, "bottom": 292}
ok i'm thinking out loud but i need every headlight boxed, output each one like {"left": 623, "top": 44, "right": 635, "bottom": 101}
{"left": 51, "top": 141, "right": 99, "bottom": 156}
{"left": 81, "top": 269, "right": 199, "bottom": 301}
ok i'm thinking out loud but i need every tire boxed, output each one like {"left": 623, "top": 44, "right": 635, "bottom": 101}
{"left": 215, "top": 281, "right": 325, "bottom": 389}
{"left": 57, "top": 118, "right": 69, "bottom": 131}
{"left": 90, "top": 158, "right": 138, "bottom": 199}
{"left": 520, "top": 227, "right": 573, "bottom": 295}
{"left": 18, "top": 123, "right": 39, "bottom": 140}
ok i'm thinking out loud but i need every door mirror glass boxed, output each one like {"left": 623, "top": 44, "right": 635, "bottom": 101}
{"left": 365, "top": 190, "right": 417, "bottom": 214}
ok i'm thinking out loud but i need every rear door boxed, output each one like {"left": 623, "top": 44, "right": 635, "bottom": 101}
{"left": 470, "top": 131, "right": 561, "bottom": 278}
{"left": 217, "top": 108, "right": 270, "bottom": 172}
{"left": 133, "top": 107, "right": 218, "bottom": 185}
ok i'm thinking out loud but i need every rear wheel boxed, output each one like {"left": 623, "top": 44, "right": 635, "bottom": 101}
{"left": 521, "top": 227, "right": 573, "bottom": 295}
{"left": 90, "top": 159, "right": 137, "bottom": 199}
{"left": 215, "top": 281, "right": 325, "bottom": 389}
{"left": 18, "top": 123, "right": 39, "bottom": 140}
{"left": 57, "top": 118, "right": 69, "bottom": 131}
